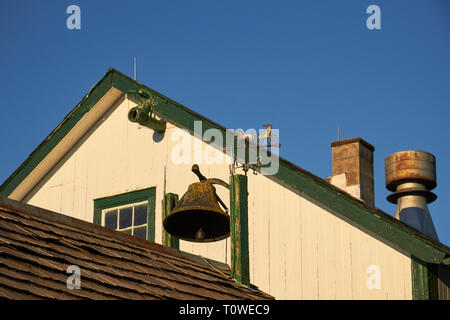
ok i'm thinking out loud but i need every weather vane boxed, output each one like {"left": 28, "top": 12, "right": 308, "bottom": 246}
{"left": 225, "top": 124, "right": 280, "bottom": 176}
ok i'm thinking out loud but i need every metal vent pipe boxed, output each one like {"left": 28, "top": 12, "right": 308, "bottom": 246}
{"left": 385, "top": 150, "right": 439, "bottom": 241}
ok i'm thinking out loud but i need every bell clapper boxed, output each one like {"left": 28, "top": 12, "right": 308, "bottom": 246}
{"left": 196, "top": 228, "right": 205, "bottom": 241}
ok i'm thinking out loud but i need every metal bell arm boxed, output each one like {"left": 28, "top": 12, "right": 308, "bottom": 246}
{"left": 191, "top": 164, "right": 229, "bottom": 212}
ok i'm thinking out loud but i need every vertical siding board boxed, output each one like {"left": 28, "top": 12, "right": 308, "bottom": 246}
{"left": 317, "top": 207, "right": 338, "bottom": 299}
{"left": 317, "top": 208, "right": 326, "bottom": 299}
{"left": 251, "top": 174, "right": 260, "bottom": 288}
{"left": 247, "top": 169, "right": 255, "bottom": 284}
{"left": 301, "top": 198, "right": 319, "bottom": 299}
{"left": 335, "top": 217, "right": 352, "bottom": 299}
{"left": 404, "top": 255, "right": 413, "bottom": 299}
{"left": 60, "top": 181, "right": 74, "bottom": 217}
{"left": 151, "top": 124, "right": 170, "bottom": 246}
{"left": 362, "top": 232, "right": 379, "bottom": 299}
{"left": 390, "top": 249, "right": 402, "bottom": 299}
{"left": 382, "top": 241, "right": 392, "bottom": 299}
{"left": 284, "top": 191, "right": 302, "bottom": 299}
{"left": 268, "top": 182, "right": 286, "bottom": 299}
{"left": 72, "top": 153, "right": 88, "bottom": 222}
{"left": 349, "top": 227, "right": 363, "bottom": 299}
{"left": 59, "top": 155, "right": 76, "bottom": 217}
{"left": 125, "top": 98, "right": 140, "bottom": 194}
{"left": 251, "top": 173, "right": 270, "bottom": 294}
{"left": 297, "top": 195, "right": 303, "bottom": 299}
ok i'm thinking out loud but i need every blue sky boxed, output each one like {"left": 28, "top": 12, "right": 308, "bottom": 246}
{"left": 1, "top": 0, "right": 449, "bottom": 245}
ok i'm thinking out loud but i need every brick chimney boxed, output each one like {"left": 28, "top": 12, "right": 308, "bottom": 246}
{"left": 329, "top": 137, "right": 375, "bottom": 207}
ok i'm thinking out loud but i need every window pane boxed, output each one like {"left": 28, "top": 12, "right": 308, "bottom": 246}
{"left": 122, "top": 229, "right": 132, "bottom": 235}
{"left": 134, "top": 226, "right": 147, "bottom": 239}
{"left": 134, "top": 204, "right": 147, "bottom": 226}
{"left": 119, "top": 207, "right": 132, "bottom": 229}
{"left": 104, "top": 210, "right": 117, "bottom": 230}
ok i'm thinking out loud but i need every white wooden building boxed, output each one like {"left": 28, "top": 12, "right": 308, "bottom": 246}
{"left": 1, "top": 68, "right": 449, "bottom": 299}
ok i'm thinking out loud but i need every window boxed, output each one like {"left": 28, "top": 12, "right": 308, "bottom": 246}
{"left": 103, "top": 202, "right": 148, "bottom": 239}
{"left": 93, "top": 187, "right": 156, "bottom": 241}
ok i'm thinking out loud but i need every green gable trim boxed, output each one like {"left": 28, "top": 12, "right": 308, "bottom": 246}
{"left": 93, "top": 187, "right": 156, "bottom": 242}
{"left": 0, "top": 70, "right": 114, "bottom": 198}
{"left": 410, "top": 256, "right": 440, "bottom": 300}
{"left": 1, "top": 68, "right": 449, "bottom": 265}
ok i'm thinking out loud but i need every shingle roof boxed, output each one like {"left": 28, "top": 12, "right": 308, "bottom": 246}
{"left": 0, "top": 196, "right": 273, "bottom": 300}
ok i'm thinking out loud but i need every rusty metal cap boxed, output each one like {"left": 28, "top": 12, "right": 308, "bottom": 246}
{"left": 385, "top": 150, "right": 437, "bottom": 192}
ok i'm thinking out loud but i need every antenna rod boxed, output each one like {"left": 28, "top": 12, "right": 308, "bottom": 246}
{"left": 134, "top": 56, "right": 136, "bottom": 80}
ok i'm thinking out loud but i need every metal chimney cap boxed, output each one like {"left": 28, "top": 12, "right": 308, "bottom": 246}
{"left": 385, "top": 150, "right": 436, "bottom": 192}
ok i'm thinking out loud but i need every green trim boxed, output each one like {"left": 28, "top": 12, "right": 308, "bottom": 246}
{"left": 93, "top": 187, "right": 156, "bottom": 242}
{"left": 2, "top": 67, "right": 449, "bottom": 265}
{"left": 411, "top": 256, "right": 432, "bottom": 300}
{"left": 162, "top": 193, "right": 179, "bottom": 249}
{"left": 0, "top": 70, "right": 114, "bottom": 197}
{"left": 229, "top": 174, "right": 250, "bottom": 285}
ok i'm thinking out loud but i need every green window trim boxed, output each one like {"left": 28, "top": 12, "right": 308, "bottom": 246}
{"left": 93, "top": 187, "right": 156, "bottom": 242}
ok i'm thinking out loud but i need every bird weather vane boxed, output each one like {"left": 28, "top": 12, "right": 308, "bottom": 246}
{"left": 224, "top": 124, "right": 281, "bottom": 176}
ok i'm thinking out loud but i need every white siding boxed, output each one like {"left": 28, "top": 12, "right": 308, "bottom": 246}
{"left": 24, "top": 95, "right": 412, "bottom": 299}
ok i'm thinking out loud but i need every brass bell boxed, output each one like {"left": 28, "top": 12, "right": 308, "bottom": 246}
{"left": 163, "top": 181, "right": 230, "bottom": 242}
